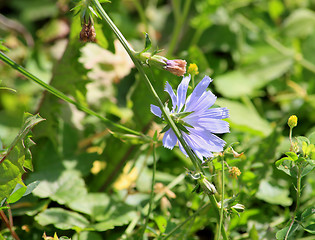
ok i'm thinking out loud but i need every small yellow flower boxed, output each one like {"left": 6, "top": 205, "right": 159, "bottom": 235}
{"left": 187, "top": 63, "right": 199, "bottom": 75}
{"left": 229, "top": 166, "right": 241, "bottom": 179}
{"left": 288, "top": 115, "right": 298, "bottom": 128}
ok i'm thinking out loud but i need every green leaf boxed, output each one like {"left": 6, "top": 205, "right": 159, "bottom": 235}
{"left": 214, "top": 47, "right": 293, "bottom": 99}
{"left": 249, "top": 224, "right": 259, "bottom": 240}
{"left": 89, "top": 201, "right": 137, "bottom": 231}
{"left": 282, "top": 9, "right": 315, "bottom": 38}
{"left": 285, "top": 152, "right": 298, "bottom": 161}
{"left": 154, "top": 215, "right": 167, "bottom": 233}
{"left": 0, "top": 113, "right": 44, "bottom": 204}
{"left": 143, "top": 33, "right": 152, "bottom": 52}
{"left": 301, "top": 163, "right": 315, "bottom": 178}
{"left": 304, "top": 224, "right": 315, "bottom": 234}
{"left": 308, "top": 131, "right": 315, "bottom": 145}
{"left": 68, "top": 193, "right": 110, "bottom": 216}
{"left": 35, "top": 208, "right": 89, "bottom": 230}
{"left": 72, "top": 232, "right": 103, "bottom": 240}
{"left": 276, "top": 159, "right": 298, "bottom": 177}
{"left": 276, "top": 223, "right": 299, "bottom": 240}
{"left": 301, "top": 206, "right": 315, "bottom": 220}
{"left": 256, "top": 180, "right": 292, "bottom": 206}
{"left": 7, "top": 183, "right": 27, "bottom": 204}
{"left": 216, "top": 99, "right": 272, "bottom": 137}
{"left": 31, "top": 170, "right": 87, "bottom": 205}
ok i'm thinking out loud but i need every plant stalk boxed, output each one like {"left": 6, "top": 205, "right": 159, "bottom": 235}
{"left": 0, "top": 51, "right": 145, "bottom": 139}
{"left": 92, "top": 0, "right": 203, "bottom": 173}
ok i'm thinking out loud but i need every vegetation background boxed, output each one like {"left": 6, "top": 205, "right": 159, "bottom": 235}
{"left": 0, "top": 0, "right": 315, "bottom": 239}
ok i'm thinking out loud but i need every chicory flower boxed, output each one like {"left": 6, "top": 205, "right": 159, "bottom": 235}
{"left": 150, "top": 75, "right": 229, "bottom": 161}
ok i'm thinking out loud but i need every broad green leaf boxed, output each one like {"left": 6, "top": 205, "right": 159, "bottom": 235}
{"left": 216, "top": 99, "right": 272, "bottom": 137}
{"left": 282, "top": 9, "right": 315, "bottom": 38}
{"left": 256, "top": 180, "right": 292, "bottom": 206}
{"left": 214, "top": 47, "right": 293, "bottom": 99}
{"left": 68, "top": 193, "right": 110, "bottom": 216}
{"left": 308, "top": 131, "right": 315, "bottom": 145}
{"left": 35, "top": 208, "right": 89, "bottom": 230}
{"left": 31, "top": 170, "right": 87, "bottom": 205}
{"left": 90, "top": 201, "right": 137, "bottom": 231}
{"left": 0, "top": 113, "right": 44, "bottom": 204}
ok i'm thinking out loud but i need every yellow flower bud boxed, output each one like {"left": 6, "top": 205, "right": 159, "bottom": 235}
{"left": 288, "top": 115, "right": 298, "bottom": 128}
{"left": 187, "top": 63, "right": 199, "bottom": 75}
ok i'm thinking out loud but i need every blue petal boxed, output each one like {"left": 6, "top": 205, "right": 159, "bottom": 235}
{"left": 198, "top": 119, "right": 229, "bottom": 134}
{"left": 183, "top": 132, "right": 213, "bottom": 159}
{"left": 176, "top": 75, "right": 190, "bottom": 112}
{"left": 163, "top": 129, "right": 177, "bottom": 149}
{"left": 185, "top": 76, "right": 213, "bottom": 112}
{"left": 165, "top": 82, "right": 177, "bottom": 112}
{"left": 150, "top": 104, "right": 162, "bottom": 118}
{"left": 187, "top": 91, "right": 216, "bottom": 113}
{"left": 199, "top": 108, "right": 229, "bottom": 119}
{"left": 188, "top": 127, "right": 225, "bottom": 152}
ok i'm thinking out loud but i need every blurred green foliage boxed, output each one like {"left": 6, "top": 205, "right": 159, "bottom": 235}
{"left": 0, "top": 0, "right": 315, "bottom": 239}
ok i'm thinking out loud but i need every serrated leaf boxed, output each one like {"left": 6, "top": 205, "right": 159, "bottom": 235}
{"left": 35, "top": 208, "right": 89, "bottom": 230}
{"left": 0, "top": 113, "right": 44, "bottom": 204}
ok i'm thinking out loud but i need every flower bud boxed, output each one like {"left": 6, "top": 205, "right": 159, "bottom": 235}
{"left": 229, "top": 166, "right": 241, "bottom": 179}
{"left": 80, "top": 22, "right": 96, "bottom": 43}
{"left": 288, "top": 115, "right": 298, "bottom": 128}
{"left": 201, "top": 177, "right": 217, "bottom": 195}
{"left": 187, "top": 63, "right": 199, "bottom": 75}
{"left": 164, "top": 59, "right": 187, "bottom": 76}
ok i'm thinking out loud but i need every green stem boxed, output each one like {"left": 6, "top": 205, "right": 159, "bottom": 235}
{"left": 217, "top": 158, "right": 226, "bottom": 240}
{"left": 161, "top": 202, "right": 211, "bottom": 240}
{"left": 168, "top": 0, "right": 192, "bottom": 56}
{"left": 285, "top": 168, "right": 301, "bottom": 240}
{"left": 289, "top": 127, "right": 294, "bottom": 152}
{"left": 0, "top": 51, "right": 145, "bottom": 138}
{"left": 124, "top": 174, "right": 186, "bottom": 237}
{"left": 92, "top": 0, "right": 203, "bottom": 173}
{"left": 209, "top": 194, "right": 228, "bottom": 240}
{"left": 141, "top": 143, "right": 157, "bottom": 238}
